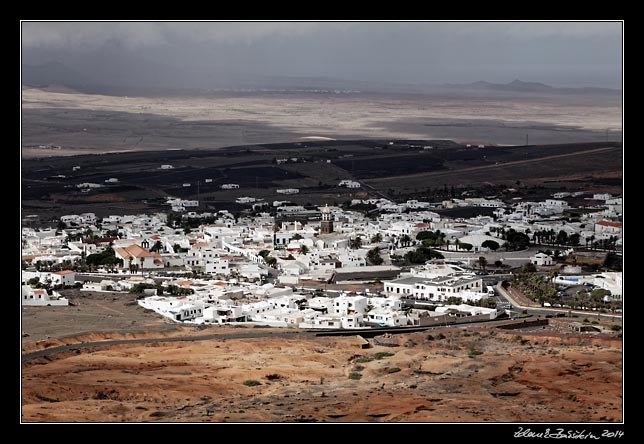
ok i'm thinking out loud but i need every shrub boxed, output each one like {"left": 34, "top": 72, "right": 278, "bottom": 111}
{"left": 386, "top": 367, "right": 401, "bottom": 374}
{"left": 374, "top": 352, "right": 395, "bottom": 360}
{"left": 348, "top": 373, "right": 362, "bottom": 380}
{"left": 468, "top": 350, "right": 483, "bottom": 358}
{"left": 353, "top": 356, "right": 373, "bottom": 363}
{"left": 611, "top": 325, "right": 622, "bottom": 331}
{"left": 264, "top": 374, "right": 282, "bottom": 381}
{"left": 352, "top": 365, "right": 365, "bottom": 372}
{"left": 242, "top": 380, "right": 262, "bottom": 387}
{"left": 436, "top": 333, "right": 446, "bottom": 340}
{"left": 426, "top": 334, "right": 434, "bottom": 341}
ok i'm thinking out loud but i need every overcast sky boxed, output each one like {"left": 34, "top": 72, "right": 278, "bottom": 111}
{"left": 21, "top": 21, "right": 623, "bottom": 90}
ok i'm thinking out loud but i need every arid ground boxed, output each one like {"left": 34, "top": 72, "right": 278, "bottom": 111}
{"left": 22, "top": 292, "right": 622, "bottom": 423}
{"left": 21, "top": 87, "right": 622, "bottom": 158}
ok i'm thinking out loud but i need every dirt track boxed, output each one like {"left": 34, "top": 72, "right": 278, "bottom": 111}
{"left": 21, "top": 324, "right": 622, "bottom": 423}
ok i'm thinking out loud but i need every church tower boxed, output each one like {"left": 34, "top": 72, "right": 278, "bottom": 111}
{"left": 320, "top": 204, "right": 334, "bottom": 234}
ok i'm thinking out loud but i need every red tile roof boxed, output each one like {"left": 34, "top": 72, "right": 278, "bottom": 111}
{"left": 114, "top": 244, "right": 157, "bottom": 259}
{"left": 54, "top": 270, "right": 75, "bottom": 275}
{"left": 597, "top": 220, "right": 622, "bottom": 228}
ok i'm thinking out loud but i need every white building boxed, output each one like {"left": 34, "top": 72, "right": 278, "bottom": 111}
{"left": 365, "top": 308, "right": 408, "bottom": 327}
{"left": 168, "top": 304, "right": 203, "bottom": 322}
{"left": 594, "top": 220, "right": 622, "bottom": 234}
{"left": 383, "top": 275, "right": 484, "bottom": 302}
{"left": 530, "top": 252, "right": 554, "bottom": 266}
{"left": 435, "top": 304, "right": 498, "bottom": 319}
{"left": 50, "top": 270, "right": 76, "bottom": 287}
{"left": 22, "top": 286, "right": 69, "bottom": 306}
{"left": 276, "top": 188, "right": 300, "bottom": 195}
{"left": 82, "top": 280, "right": 117, "bottom": 292}
{"left": 205, "top": 257, "right": 230, "bottom": 276}
{"left": 113, "top": 244, "right": 164, "bottom": 270}
{"left": 236, "top": 197, "right": 258, "bottom": 204}
{"left": 221, "top": 184, "right": 240, "bottom": 189}
{"left": 331, "top": 295, "right": 368, "bottom": 315}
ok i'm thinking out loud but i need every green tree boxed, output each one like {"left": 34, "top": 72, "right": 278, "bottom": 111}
{"left": 371, "top": 233, "right": 383, "bottom": 243}
{"left": 350, "top": 236, "right": 363, "bottom": 249}
{"left": 478, "top": 256, "right": 488, "bottom": 271}
{"left": 399, "top": 234, "right": 412, "bottom": 247}
{"left": 150, "top": 240, "right": 164, "bottom": 252}
{"left": 556, "top": 230, "right": 568, "bottom": 246}
{"left": 367, "top": 247, "right": 383, "bottom": 265}
{"left": 300, "top": 245, "right": 309, "bottom": 255}
{"left": 568, "top": 233, "right": 580, "bottom": 246}
{"left": 265, "top": 256, "right": 277, "bottom": 268}
{"left": 481, "top": 240, "right": 500, "bottom": 251}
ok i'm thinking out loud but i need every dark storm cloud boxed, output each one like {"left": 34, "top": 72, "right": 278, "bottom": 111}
{"left": 21, "top": 21, "right": 622, "bottom": 89}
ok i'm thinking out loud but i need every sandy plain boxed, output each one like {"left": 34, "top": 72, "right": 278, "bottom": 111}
{"left": 21, "top": 87, "right": 622, "bottom": 158}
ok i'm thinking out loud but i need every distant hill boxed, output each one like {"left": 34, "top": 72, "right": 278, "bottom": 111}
{"left": 443, "top": 79, "right": 620, "bottom": 95}
{"left": 20, "top": 60, "right": 621, "bottom": 98}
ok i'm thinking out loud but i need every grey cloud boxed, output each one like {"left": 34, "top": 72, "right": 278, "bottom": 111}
{"left": 21, "top": 21, "right": 623, "bottom": 89}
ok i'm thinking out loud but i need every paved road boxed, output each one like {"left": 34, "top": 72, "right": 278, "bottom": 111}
{"left": 495, "top": 282, "right": 622, "bottom": 321}
{"left": 22, "top": 329, "right": 310, "bottom": 363}
{"left": 22, "top": 315, "right": 531, "bottom": 363}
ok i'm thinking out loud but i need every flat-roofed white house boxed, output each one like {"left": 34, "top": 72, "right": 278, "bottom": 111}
{"left": 205, "top": 257, "right": 230, "bottom": 276}
{"left": 168, "top": 303, "right": 203, "bottom": 321}
{"left": 383, "top": 275, "right": 483, "bottom": 302}
{"left": 331, "top": 295, "right": 368, "bottom": 315}
{"left": 82, "top": 279, "right": 117, "bottom": 291}
{"left": 22, "top": 285, "right": 69, "bottom": 306}
{"left": 203, "top": 305, "right": 246, "bottom": 323}
{"left": 365, "top": 308, "right": 408, "bottom": 327}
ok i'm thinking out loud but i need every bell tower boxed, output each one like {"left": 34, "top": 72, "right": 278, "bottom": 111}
{"left": 320, "top": 204, "right": 334, "bottom": 234}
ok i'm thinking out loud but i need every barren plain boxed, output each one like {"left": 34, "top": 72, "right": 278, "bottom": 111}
{"left": 22, "top": 321, "right": 622, "bottom": 423}
{"left": 21, "top": 87, "right": 622, "bottom": 158}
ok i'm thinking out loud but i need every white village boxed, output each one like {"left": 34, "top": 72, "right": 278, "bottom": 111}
{"left": 21, "top": 190, "right": 622, "bottom": 330}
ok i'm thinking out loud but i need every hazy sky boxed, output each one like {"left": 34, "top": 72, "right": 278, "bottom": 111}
{"left": 21, "top": 21, "right": 623, "bottom": 89}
